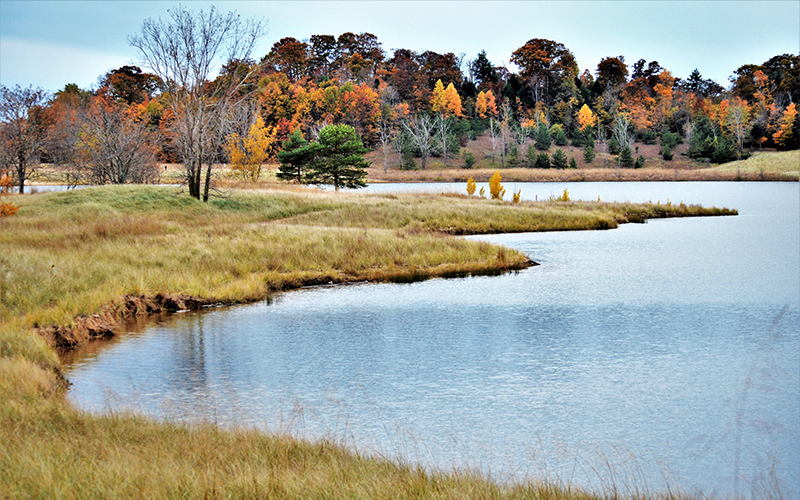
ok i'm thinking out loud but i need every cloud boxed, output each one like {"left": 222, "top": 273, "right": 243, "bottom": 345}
{"left": 0, "top": 37, "right": 134, "bottom": 92}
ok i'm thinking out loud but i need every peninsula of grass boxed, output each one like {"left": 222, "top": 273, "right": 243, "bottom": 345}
{"left": 1, "top": 184, "right": 736, "bottom": 499}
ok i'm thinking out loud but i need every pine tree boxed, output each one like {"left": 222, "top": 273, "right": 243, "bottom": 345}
{"left": 535, "top": 152, "right": 551, "bottom": 169}
{"left": 276, "top": 130, "right": 311, "bottom": 182}
{"left": 619, "top": 146, "right": 634, "bottom": 168}
{"left": 551, "top": 148, "right": 568, "bottom": 169}
{"left": 583, "top": 144, "right": 595, "bottom": 163}
{"left": 569, "top": 157, "right": 578, "bottom": 169}
{"left": 534, "top": 124, "right": 551, "bottom": 150}
{"left": 305, "top": 124, "right": 370, "bottom": 190}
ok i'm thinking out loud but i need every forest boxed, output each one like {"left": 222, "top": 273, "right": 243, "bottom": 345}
{"left": 1, "top": 5, "right": 798, "bottom": 198}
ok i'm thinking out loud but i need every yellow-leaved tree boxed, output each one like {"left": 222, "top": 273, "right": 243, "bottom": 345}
{"left": 443, "top": 82, "right": 463, "bottom": 117}
{"left": 225, "top": 116, "right": 277, "bottom": 181}
{"left": 577, "top": 104, "right": 597, "bottom": 131}
{"left": 772, "top": 103, "right": 798, "bottom": 150}
{"left": 489, "top": 171, "right": 505, "bottom": 200}
{"left": 475, "top": 91, "right": 488, "bottom": 118}
{"left": 431, "top": 79, "right": 447, "bottom": 114}
{"left": 466, "top": 176, "right": 477, "bottom": 196}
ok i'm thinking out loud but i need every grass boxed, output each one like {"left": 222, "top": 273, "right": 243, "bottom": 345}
{"left": 710, "top": 150, "right": 800, "bottom": 180}
{"left": 0, "top": 184, "right": 736, "bottom": 499}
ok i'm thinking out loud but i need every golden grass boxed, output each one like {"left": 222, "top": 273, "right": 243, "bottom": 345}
{"left": 0, "top": 184, "right": 735, "bottom": 499}
{"left": 710, "top": 150, "right": 800, "bottom": 179}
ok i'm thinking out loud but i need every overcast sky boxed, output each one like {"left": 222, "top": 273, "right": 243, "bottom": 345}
{"left": 1, "top": 1, "right": 798, "bottom": 94}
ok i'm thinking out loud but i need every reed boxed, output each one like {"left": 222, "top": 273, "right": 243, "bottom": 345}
{"left": 0, "top": 184, "right": 735, "bottom": 499}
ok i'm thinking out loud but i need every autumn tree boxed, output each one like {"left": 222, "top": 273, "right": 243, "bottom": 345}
{"left": 0, "top": 85, "right": 49, "bottom": 193}
{"left": 225, "top": 115, "right": 276, "bottom": 180}
{"left": 511, "top": 38, "right": 578, "bottom": 105}
{"left": 725, "top": 97, "right": 751, "bottom": 155}
{"left": 100, "top": 65, "right": 160, "bottom": 105}
{"left": 577, "top": 104, "right": 597, "bottom": 131}
{"left": 595, "top": 56, "right": 628, "bottom": 92}
{"left": 304, "top": 124, "right": 369, "bottom": 190}
{"left": 772, "top": 102, "right": 798, "bottom": 150}
{"left": 265, "top": 37, "right": 309, "bottom": 82}
{"left": 489, "top": 170, "right": 505, "bottom": 200}
{"left": 74, "top": 97, "right": 159, "bottom": 184}
{"left": 129, "top": 4, "right": 265, "bottom": 201}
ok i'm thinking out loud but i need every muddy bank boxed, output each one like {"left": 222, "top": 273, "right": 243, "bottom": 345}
{"left": 39, "top": 260, "right": 535, "bottom": 355}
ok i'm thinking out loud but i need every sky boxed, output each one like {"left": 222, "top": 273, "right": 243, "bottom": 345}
{"left": 1, "top": 1, "right": 798, "bottom": 94}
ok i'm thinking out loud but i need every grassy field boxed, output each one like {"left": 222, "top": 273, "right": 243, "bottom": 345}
{"left": 1, "top": 185, "right": 736, "bottom": 499}
{"left": 709, "top": 150, "right": 800, "bottom": 180}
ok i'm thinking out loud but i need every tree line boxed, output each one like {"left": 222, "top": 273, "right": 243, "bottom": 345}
{"left": 1, "top": 4, "right": 798, "bottom": 196}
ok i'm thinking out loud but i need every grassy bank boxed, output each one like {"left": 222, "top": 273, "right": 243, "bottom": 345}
{"left": 1, "top": 185, "right": 735, "bottom": 499}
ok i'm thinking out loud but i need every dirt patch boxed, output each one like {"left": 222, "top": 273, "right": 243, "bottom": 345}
{"left": 37, "top": 294, "right": 218, "bottom": 353}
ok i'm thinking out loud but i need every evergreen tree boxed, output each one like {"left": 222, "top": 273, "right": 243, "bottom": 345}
{"left": 276, "top": 130, "right": 311, "bottom": 182}
{"left": 525, "top": 144, "right": 537, "bottom": 168}
{"left": 534, "top": 123, "right": 552, "bottom": 150}
{"left": 608, "top": 136, "right": 620, "bottom": 155}
{"left": 552, "top": 125, "right": 569, "bottom": 146}
{"left": 583, "top": 144, "right": 595, "bottom": 163}
{"left": 569, "top": 157, "right": 578, "bottom": 169}
{"left": 551, "top": 148, "right": 568, "bottom": 169}
{"left": 535, "top": 152, "right": 551, "bottom": 169}
{"left": 634, "top": 155, "right": 646, "bottom": 168}
{"left": 619, "top": 146, "right": 634, "bottom": 168}
{"left": 305, "top": 124, "right": 370, "bottom": 190}
{"left": 660, "top": 146, "right": 673, "bottom": 161}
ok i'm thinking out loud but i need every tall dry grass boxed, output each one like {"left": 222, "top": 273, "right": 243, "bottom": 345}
{"left": 0, "top": 184, "right": 736, "bottom": 499}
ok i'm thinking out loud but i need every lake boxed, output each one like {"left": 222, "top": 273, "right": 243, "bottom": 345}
{"left": 64, "top": 182, "right": 800, "bottom": 498}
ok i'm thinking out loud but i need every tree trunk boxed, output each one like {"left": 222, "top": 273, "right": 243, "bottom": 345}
{"left": 203, "top": 162, "right": 212, "bottom": 202}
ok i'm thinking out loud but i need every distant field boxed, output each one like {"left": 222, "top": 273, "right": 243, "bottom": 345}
{"left": 709, "top": 150, "right": 800, "bottom": 179}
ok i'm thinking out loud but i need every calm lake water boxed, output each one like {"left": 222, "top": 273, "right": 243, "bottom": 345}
{"left": 65, "top": 182, "right": 800, "bottom": 498}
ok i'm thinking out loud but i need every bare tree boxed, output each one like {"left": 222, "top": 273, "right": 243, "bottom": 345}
{"left": 595, "top": 124, "right": 608, "bottom": 167}
{"left": 0, "top": 85, "right": 49, "bottom": 193}
{"left": 129, "top": 5, "right": 265, "bottom": 201}
{"left": 434, "top": 113, "right": 452, "bottom": 161}
{"left": 377, "top": 109, "right": 398, "bottom": 172}
{"left": 612, "top": 113, "right": 634, "bottom": 151}
{"left": 402, "top": 114, "right": 435, "bottom": 169}
{"left": 488, "top": 117, "right": 500, "bottom": 164}
{"left": 75, "top": 98, "right": 159, "bottom": 184}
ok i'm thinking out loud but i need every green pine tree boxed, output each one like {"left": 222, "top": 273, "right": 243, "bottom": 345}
{"left": 552, "top": 148, "right": 568, "bottom": 169}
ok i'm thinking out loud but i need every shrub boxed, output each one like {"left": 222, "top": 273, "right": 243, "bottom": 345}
{"left": 559, "top": 188, "right": 570, "bottom": 201}
{"left": 462, "top": 150, "right": 475, "bottom": 169}
{"left": 640, "top": 129, "right": 658, "bottom": 145}
{"left": 635, "top": 155, "right": 646, "bottom": 168}
{"left": 608, "top": 136, "right": 620, "bottom": 155}
{"left": 569, "top": 157, "right": 578, "bottom": 169}
{"left": 660, "top": 131, "right": 681, "bottom": 149}
{"left": 512, "top": 189, "right": 521, "bottom": 203}
{"left": 400, "top": 152, "right": 418, "bottom": 170}
{"left": 551, "top": 124, "right": 569, "bottom": 146}
{"left": 660, "top": 146, "right": 673, "bottom": 161}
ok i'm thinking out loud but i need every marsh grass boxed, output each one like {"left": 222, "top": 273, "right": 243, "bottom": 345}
{"left": 0, "top": 184, "right": 736, "bottom": 499}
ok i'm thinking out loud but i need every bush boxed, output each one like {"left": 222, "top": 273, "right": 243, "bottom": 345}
{"left": 489, "top": 171, "right": 505, "bottom": 200}
{"left": 400, "top": 152, "right": 418, "bottom": 170}
{"left": 660, "top": 131, "right": 681, "bottom": 149}
{"left": 551, "top": 148, "right": 568, "bottom": 169}
{"left": 660, "top": 146, "right": 673, "bottom": 161}
{"left": 551, "top": 124, "right": 569, "bottom": 146}
{"left": 635, "top": 155, "right": 646, "bottom": 168}
{"left": 640, "top": 129, "right": 658, "bottom": 145}
{"left": 462, "top": 150, "right": 475, "bottom": 169}
{"left": 569, "top": 157, "right": 578, "bottom": 169}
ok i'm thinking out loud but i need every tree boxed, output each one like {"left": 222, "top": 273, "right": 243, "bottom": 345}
{"left": 535, "top": 152, "right": 551, "bottom": 169}
{"left": 578, "top": 104, "right": 597, "bottom": 131}
{"left": 402, "top": 113, "right": 435, "bottom": 168}
{"left": 551, "top": 148, "right": 568, "bottom": 169}
{"left": 0, "top": 85, "right": 49, "bottom": 193}
{"left": 305, "top": 124, "right": 370, "bottom": 190}
{"left": 468, "top": 50, "right": 500, "bottom": 91}
{"left": 489, "top": 170, "right": 505, "bottom": 200}
{"left": 534, "top": 123, "right": 551, "bottom": 150}
{"left": 611, "top": 114, "right": 634, "bottom": 152}
{"left": 596, "top": 56, "right": 628, "bottom": 91}
{"left": 583, "top": 144, "right": 595, "bottom": 163}
{"left": 276, "top": 130, "right": 312, "bottom": 183}
{"left": 618, "top": 146, "right": 634, "bottom": 168}
{"left": 772, "top": 102, "right": 798, "bottom": 150}
{"left": 74, "top": 97, "right": 159, "bottom": 185}
{"left": 129, "top": 5, "right": 266, "bottom": 201}
{"left": 225, "top": 115, "right": 276, "bottom": 180}
{"left": 511, "top": 38, "right": 577, "bottom": 105}
{"left": 265, "top": 37, "right": 309, "bottom": 82}
{"left": 100, "top": 65, "right": 159, "bottom": 105}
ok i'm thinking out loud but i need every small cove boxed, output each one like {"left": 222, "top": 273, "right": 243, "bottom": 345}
{"left": 65, "top": 182, "right": 800, "bottom": 497}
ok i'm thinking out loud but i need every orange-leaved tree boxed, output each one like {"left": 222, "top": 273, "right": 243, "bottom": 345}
{"left": 577, "top": 104, "right": 597, "bottom": 131}
{"left": 772, "top": 102, "right": 798, "bottom": 150}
